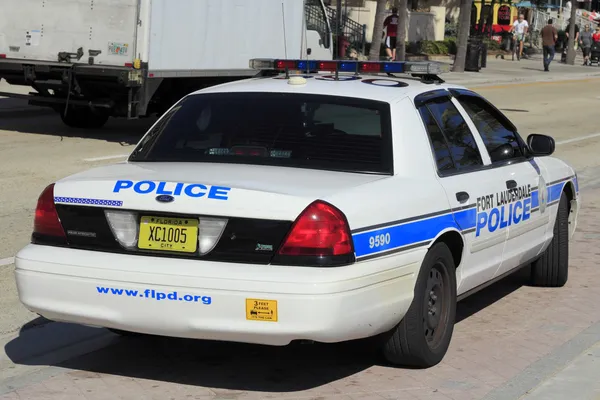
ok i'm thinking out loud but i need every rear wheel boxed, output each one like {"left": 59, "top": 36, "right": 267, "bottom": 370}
{"left": 59, "top": 106, "right": 109, "bottom": 129}
{"left": 530, "top": 191, "right": 569, "bottom": 287}
{"left": 381, "top": 242, "right": 457, "bottom": 368}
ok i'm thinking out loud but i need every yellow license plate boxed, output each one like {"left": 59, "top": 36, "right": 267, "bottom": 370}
{"left": 246, "top": 298, "right": 278, "bottom": 322}
{"left": 138, "top": 216, "right": 198, "bottom": 253}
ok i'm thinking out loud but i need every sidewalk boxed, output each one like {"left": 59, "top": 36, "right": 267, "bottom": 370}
{"left": 443, "top": 56, "right": 600, "bottom": 87}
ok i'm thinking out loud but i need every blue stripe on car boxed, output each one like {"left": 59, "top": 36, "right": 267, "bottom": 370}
{"left": 352, "top": 177, "right": 574, "bottom": 260}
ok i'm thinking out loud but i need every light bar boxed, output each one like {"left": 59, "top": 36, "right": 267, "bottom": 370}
{"left": 249, "top": 58, "right": 450, "bottom": 75}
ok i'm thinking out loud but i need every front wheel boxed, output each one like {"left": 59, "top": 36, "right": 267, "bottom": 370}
{"left": 381, "top": 242, "right": 457, "bottom": 368}
{"left": 530, "top": 191, "right": 570, "bottom": 287}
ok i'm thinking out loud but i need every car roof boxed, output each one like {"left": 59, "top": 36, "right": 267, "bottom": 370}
{"left": 189, "top": 72, "right": 468, "bottom": 104}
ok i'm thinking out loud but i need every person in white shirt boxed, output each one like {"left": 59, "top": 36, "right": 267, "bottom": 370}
{"left": 509, "top": 14, "right": 529, "bottom": 60}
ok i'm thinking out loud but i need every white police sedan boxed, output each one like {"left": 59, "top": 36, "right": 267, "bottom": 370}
{"left": 14, "top": 59, "right": 580, "bottom": 368}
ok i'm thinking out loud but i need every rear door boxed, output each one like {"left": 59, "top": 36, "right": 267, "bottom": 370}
{"left": 0, "top": 0, "right": 138, "bottom": 65}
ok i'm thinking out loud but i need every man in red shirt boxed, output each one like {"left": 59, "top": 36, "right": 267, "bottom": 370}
{"left": 383, "top": 8, "right": 399, "bottom": 60}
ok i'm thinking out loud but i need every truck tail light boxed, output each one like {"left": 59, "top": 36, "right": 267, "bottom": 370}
{"left": 33, "top": 183, "right": 67, "bottom": 242}
{"left": 272, "top": 201, "right": 355, "bottom": 267}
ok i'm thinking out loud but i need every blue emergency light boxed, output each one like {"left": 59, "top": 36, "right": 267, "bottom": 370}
{"left": 249, "top": 58, "right": 451, "bottom": 76}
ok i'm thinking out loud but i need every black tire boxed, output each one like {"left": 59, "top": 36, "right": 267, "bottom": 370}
{"left": 530, "top": 191, "right": 569, "bottom": 287}
{"left": 59, "top": 106, "right": 109, "bottom": 129}
{"left": 381, "top": 242, "right": 457, "bottom": 368}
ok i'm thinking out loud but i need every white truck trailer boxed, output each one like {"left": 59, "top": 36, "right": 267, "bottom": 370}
{"left": 0, "top": 0, "right": 333, "bottom": 128}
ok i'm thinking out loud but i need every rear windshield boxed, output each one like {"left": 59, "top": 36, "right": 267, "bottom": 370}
{"left": 128, "top": 92, "right": 393, "bottom": 174}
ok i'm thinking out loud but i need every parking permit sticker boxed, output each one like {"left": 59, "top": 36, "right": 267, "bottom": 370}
{"left": 246, "top": 298, "right": 278, "bottom": 322}
{"left": 108, "top": 42, "right": 129, "bottom": 56}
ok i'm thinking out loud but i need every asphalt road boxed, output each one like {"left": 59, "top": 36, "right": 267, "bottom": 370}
{"left": 1, "top": 76, "right": 600, "bottom": 399}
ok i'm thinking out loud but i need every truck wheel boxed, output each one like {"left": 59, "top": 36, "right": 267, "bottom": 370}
{"left": 530, "top": 191, "right": 569, "bottom": 287}
{"left": 60, "top": 107, "right": 109, "bottom": 129}
{"left": 381, "top": 242, "right": 457, "bottom": 368}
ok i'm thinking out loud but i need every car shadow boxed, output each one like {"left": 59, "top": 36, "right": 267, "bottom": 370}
{"left": 456, "top": 265, "right": 529, "bottom": 323}
{"left": 0, "top": 109, "right": 157, "bottom": 146}
{"left": 4, "top": 267, "right": 530, "bottom": 393}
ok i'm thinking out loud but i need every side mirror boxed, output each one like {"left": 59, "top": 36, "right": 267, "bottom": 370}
{"left": 527, "top": 134, "right": 555, "bottom": 156}
{"left": 489, "top": 143, "right": 515, "bottom": 162}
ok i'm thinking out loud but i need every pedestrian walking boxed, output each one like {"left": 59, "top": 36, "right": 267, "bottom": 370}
{"left": 383, "top": 7, "right": 399, "bottom": 61}
{"left": 509, "top": 14, "right": 529, "bottom": 60}
{"left": 563, "top": 19, "right": 579, "bottom": 62}
{"left": 580, "top": 24, "right": 594, "bottom": 65}
{"left": 541, "top": 18, "right": 558, "bottom": 71}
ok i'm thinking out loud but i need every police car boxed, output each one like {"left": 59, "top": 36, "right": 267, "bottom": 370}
{"left": 14, "top": 58, "right": 580, "bottom": 368}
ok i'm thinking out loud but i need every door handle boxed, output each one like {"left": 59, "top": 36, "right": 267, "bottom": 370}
{"left": 506, "top": 180, "right": 517, "bottom": 189}
{"left": 456, "top": 191, "right": 470, "bottom": 203}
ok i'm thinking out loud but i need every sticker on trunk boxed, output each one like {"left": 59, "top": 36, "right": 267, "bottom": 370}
{"left": 108, "top": 42, "right": 129, "bottom": 56}
{"left": 246, "top": 299, "right": 278, "bottom": 322}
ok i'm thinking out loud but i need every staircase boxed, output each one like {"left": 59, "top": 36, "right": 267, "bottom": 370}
{"left": 325, "top": 7, "right": 368, "bottom": 54}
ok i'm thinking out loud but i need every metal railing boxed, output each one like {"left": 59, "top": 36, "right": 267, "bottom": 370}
{"left": 305, "top": 2, "right": 332, "bottom": 47}
{"left": 532, "top": 7, "right": 598, "bottom": 32}
{"left": 325, "top": 7, "right": 368, "bottom": 54}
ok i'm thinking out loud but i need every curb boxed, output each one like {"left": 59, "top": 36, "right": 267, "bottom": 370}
{"left": 482, "top": 321, "right": 600, "bottom": 400}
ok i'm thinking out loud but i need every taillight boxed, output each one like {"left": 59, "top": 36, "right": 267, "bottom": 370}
{"left": 272, "top": 200, "right": 355, "bottom": 266}
{"left": 33, "top": 183, "right": 67, "bottom": 241}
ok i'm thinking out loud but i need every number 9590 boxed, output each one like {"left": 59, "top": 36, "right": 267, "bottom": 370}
{"left": 369, "top": 233, "right": 391, "bottom": 249}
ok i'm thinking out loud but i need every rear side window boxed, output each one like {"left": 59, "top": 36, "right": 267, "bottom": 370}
{"left": 418, "top": 106, "right": 454, "bottom": 172}
{"left": 129, "top": 92, "right": 393, "bottom": 174}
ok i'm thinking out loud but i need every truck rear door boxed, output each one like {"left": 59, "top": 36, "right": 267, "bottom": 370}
{"left": 0, "top": 0, "right": 139, "bottom": 66}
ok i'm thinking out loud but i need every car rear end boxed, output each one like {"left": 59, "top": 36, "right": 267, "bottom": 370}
{"left": 15, "top": 88, "right": 417, "bottom": 345}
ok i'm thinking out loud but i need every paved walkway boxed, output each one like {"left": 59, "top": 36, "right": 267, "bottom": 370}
{"left": 443, "top": 56, "right": 600, "bottom": 87}
{"left": 1, "top": 62, "right": 600, "bottom": 400}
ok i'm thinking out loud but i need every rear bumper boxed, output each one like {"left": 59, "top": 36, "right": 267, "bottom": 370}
{"left": 14, "top": 244, "right": 422, "bottom": 346}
